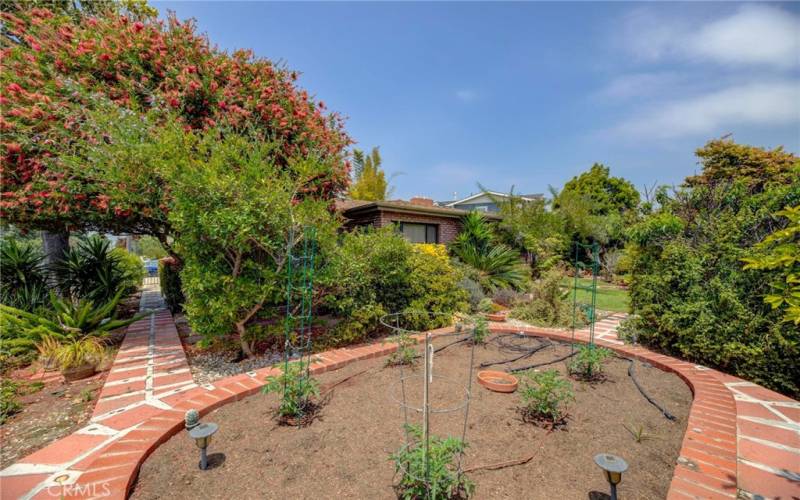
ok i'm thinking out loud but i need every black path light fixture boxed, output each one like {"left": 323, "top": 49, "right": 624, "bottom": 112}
{"left": 189, "top": 422, "right": 219, "bottom": 470}
{"left": 185, "top": 409, "right": 218, "bottom": 470}
{"left": 594, "top": 453, "right": 628, "bottom": 500}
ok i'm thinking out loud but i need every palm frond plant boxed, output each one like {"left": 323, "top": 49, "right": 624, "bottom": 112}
{"left": 1, "top": 291, "right": 143, "bottom": 373}
{"left": 450, "top": 212, "right": 527, "bottom": 293}
{"left": 0, "top": 239, "right": 49, "bottom": 311}
{"left": 52, "top": 235, "right": 133, "bottom": 304}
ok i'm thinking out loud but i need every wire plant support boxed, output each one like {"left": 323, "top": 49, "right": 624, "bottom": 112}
{"left": 381, "top": 312, "right": 477, "bottom": 500}
{"left": 570, "top": 241, "right": 600, "bottom": 351}
{"left": 281, "top": 226, "right": 317, "bottom": 415}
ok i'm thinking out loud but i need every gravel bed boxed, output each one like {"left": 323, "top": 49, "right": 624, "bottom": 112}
{"left": 187, "top": 351, "right": 283, "bottom": 386}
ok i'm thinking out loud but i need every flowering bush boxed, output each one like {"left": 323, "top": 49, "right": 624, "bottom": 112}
{"left": 1, "top": 7, "right": 350, "bottom": 234}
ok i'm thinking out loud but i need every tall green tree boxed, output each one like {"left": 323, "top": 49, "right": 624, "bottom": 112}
{"left": 626, "top": 139, "right": 800, "bottom": 396}
{"left": 349, "top": 147, "right": 391, "bottom": 201}
{"left": 557, "top": 163, "right": 640, "bottom": 216}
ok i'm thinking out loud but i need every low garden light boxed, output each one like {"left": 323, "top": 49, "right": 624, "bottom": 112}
{"left": 189, "top": 422, "right": 218, "bottom": 470}
{"left": 594, "top": 453, "right": 628, "bottom": 500}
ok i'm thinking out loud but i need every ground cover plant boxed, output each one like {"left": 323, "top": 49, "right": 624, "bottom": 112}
{"left": 391, "top": 424, "right": 474, "bottom": 500}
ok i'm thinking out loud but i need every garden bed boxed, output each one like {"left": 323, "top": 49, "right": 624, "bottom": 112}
{"left": 132, "top": 334, "right": 691, "bottom": 499}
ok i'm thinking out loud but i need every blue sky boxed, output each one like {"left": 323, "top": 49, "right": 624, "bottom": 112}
{"left": 154, "top": 1, "right": 800, "bottom": 201}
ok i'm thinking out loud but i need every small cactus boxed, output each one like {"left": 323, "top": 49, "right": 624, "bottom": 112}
{"left": 185, "top": 409, "right": 200, "bottom": 430}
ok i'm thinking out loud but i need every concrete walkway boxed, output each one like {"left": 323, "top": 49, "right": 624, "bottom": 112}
{"left": 1, "top": 303, "right": 798, "bottom": 499}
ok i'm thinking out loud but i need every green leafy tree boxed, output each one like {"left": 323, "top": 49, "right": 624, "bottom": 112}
{"left": 496, "top": 194, "right": 566, "bottom": 273}
{"left": 349, "top": 147, "right": 391, "bottom": 201}
{"left": 557, "top": 163, "right": 640, "bottom": 216}
{"left": 1, "top": 6, "right": 349, "bottom": 255}
{"left": 742, "top": 205, "right": 800, "bottom": 325}
{"left": 626, "top": 139, "right": 800, "bottom": 396}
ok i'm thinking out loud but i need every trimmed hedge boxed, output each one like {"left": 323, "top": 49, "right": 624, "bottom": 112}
{"left": 158, "top": 257, "right": 184, "bottom": 313}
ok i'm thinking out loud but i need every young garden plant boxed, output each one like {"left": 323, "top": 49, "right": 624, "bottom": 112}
{"left": 387, "top": 331, "right": 417, "bottom": 367}
{"left": 518, "top": 369, "right": 574, "bottom": 427}
{"left": 262, "top": 362, "right": 320, "bottom": 425}
{"left": 568, "top": 345, "right": 612, "bottom": 381}
{"left": 391, "top": 424, "right": 474, "bottom": 500}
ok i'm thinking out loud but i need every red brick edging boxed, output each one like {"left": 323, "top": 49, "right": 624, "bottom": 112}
{"left": 62, "top": 322, "right": 750, "bottom": 500}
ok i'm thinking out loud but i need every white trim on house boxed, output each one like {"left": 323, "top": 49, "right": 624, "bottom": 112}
{"left": 442, "top": 191, "right": 537, "bottom": 207}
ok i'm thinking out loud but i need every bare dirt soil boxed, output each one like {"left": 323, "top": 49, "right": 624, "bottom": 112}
{"left": 132, "top": 334, "right": 692, "bottom": 500}
{"left": 0, "top": 372, "right": 106, "bottom": 468}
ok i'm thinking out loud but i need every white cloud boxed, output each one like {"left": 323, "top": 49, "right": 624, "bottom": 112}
{"left": 596, "top": 71, "right": 688, "bottom": 100}
{"left": 604, "top": 81, "right": 800, "bottom": 140}
{"left": 455, "top": 89, "right": 478, "bottom": 102}
{"left": 623, "top": 5, "right": 800, "bottom": 69}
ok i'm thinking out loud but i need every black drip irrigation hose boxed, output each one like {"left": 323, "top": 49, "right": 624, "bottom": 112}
{"left": 480, "top": 340, "right": 552, "bottom": 368}
{"left": 434, "top": 337, "right": 469, "bottom": 353}
{"left": 508, "top": 351, "right": 577, "bottom": 373}
{"left": 622, "top": 356, "right": 676, "bottom": 421}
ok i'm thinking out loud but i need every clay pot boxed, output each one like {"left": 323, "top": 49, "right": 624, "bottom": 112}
{"left": 477, "top": 370, "right": 518, "bottom": 393}
{"left": 62, "top": 363, "right": 96, "bottom": 382}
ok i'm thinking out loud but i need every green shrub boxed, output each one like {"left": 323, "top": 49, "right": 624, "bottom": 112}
{"left": 518, "top": 369, "right": 574, "bottom": 424}
{"left": 137, "top": 235, "right": 168, "bottom": 260}
{"left": 262, "top": 361, "right": 320, "bottom": 420}
{"left": 458, "top": 277, "right": 485, "bottom": 312}
{"left": 568, "top": 345, "right": 612, "bottom": 380}
{"left": 510, "top": 268, "right": 577, "bottom": 327}
{"left": 404, "top": 244, "right": 469, "bottom": 330}
{"left": 0, "top": 238, "right": 49, "bottom": 312}
{"left": 110, "top": 247, "right": 145, "bottom": 295}
{"left": 321, "top": 304, "right": 388, "bottom": 349}
{"left": 158, "top": 257, "right": 184, "bottom": 313}
{"left": 627, "top": 140, "right": 799, "bottom": 397}
{"left": 477, "top": 297, "right": 494, "bottom": 314}
{"left": 322, "top": 230, "right": 467, "bottom": 340}
{"left": 0, "top": 379, "right": 21, "bottom": 424}
{"left": 391, "top": 424, "right": 474, "bottom": 500}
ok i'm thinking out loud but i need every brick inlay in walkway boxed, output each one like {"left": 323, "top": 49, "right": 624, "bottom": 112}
{"left": 2, "top": 304, "right": 798, "bottom": 499}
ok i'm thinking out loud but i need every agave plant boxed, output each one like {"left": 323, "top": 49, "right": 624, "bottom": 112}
{"left": 450, "top": 212, "right": 527, "bottom": 292}
{"left": 0, "top": 239, "right": 49, "bottom": 311}
{"left": 52, "top": 235, "right": 132, "bottom": 304}
{"left": 0, "top": 290, "right": 144, "bottom": 362}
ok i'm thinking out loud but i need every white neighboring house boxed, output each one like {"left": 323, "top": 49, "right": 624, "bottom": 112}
{"left": 438, "top": 191, "right": 542, "bottom": 213}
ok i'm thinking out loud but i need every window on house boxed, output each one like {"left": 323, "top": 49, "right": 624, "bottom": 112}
{"left": 396, "top": 222, "right": 438, "bottom": 244}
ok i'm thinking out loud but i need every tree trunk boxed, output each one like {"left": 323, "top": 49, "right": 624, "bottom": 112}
{"left": 42, "top": 229, "right": 69, "bottom": 286}
{"left": 236, "top": 321, "right": 254, "bottom": 358}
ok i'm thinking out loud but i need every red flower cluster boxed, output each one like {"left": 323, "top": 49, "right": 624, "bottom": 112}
{"left": 1, "top": 8, "right": 352, "bottom": 231}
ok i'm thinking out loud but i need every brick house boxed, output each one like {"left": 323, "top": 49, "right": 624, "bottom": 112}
{"left": 336, "top": 197, "right": 501, "bottom": 244}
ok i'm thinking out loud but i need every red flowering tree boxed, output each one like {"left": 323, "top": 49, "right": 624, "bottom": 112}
{"left": 1, "top": 7, "right": 350, "bottom": 244}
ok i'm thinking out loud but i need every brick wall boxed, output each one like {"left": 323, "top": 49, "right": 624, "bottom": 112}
{"left": 343, "top": 209, "right": 463, "bottom": 244}
{"left": 377, "top": 210, "right": 462, "bottom": 244}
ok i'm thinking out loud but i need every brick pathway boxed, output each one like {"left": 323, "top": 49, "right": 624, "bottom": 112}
{"left": 1, "top": 308, "right": 797, "bottom": 499}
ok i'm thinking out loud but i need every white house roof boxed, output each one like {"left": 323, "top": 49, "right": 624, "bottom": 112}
{"left": 442, "top": 191, "right": 541, "bottom": 207}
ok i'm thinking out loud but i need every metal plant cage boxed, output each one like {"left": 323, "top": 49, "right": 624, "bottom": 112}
{"left": 380, "top": 311, "right": 478, "bottom": 499}
{"left": 281, "top": 226, "right": 318, "bottom": 411}
{"left": 570, "top": 241, "right": 600, "bottom": 349}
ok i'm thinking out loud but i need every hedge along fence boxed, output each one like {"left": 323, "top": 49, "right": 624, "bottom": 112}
{"left": 158, "top": 257, "right": 184, "bottom": 313}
